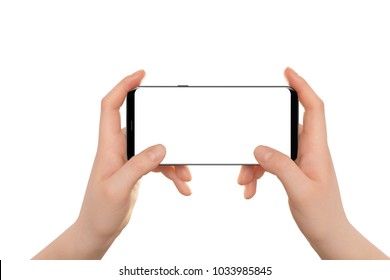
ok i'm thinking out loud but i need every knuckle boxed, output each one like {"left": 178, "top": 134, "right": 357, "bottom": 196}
{"left": 273, "top": 154, "right": 296, "bottom": 178}
{"left": 101, "top": 182, "right": 120, "bottom": 203}
{"left": 277, "top": 157, "right": 293, "bottom": 172}
{"left": 100, "top": 96, "right": 110, "bottom": 110}
{"left": 316, "top": 98, "right": 325, "bottom": 111}
{"left": 127, "top": 158, "right": 147, "bottom": 176}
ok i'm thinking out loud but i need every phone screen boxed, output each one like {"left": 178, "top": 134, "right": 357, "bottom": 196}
{"left": 127, "top": 86, "right": 298, "bottom": 165}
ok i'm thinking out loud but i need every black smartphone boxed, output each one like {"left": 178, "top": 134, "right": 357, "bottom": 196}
{"left": 127, "top": 86, "right": 298, "bottom": 165}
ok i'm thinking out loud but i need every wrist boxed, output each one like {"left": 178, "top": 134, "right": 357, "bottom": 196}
{"left": 307, "top": 217, "right": 355, "bottom": 259}
{"left": 72, "top": 218, "right": 117, "bottom": 259}
{"left": 32, "top": 220, "right": 115, "bottom": 260}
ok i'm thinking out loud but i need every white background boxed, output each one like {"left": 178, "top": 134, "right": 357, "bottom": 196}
{"left": 1, "top": 0, "right": 390, "bottom": 279}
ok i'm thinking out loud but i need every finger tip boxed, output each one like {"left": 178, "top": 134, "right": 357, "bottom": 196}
{"left": 186, "top": 185, "right": 192, "bottom": 196}
{"left": 176, "top": 166, "right": 192, "bottom": 182}
{"left": 284, "top": 67, "right": 300, "bottom": 85}
{"left": 182, "top": 189, "right": 192, "bottom": 196}
{"left": 148, "top": 144, "right": 166, "bottom": 163}
{"left": 244, "top": 191, "right": 255, "bottom": 200}
{"left": 254, "top": 145, "right": 272, "bottom": 163}
{"left": 285, "top": 66, "right": 296, "bottom": 75}
{"left": 243, "top": 190, "right": 253, "bottom": 200}
{"left": 183, "top": 172, "right": 193, "bottom": 182}
{"left": 135, "top": 69, "right": 146, "bottom": 77}
{"left": 254, "top": 144, "right": 265, "bottom": 151}
{"left": 127, "top": 70, "right": 146, "bottom": 88}
{"left": 243, "top": 181, "right": 257, "bottom": 199}
{"left": 126, "top": 70, "right": 146, "bottom": 86}
{"left": 243, "top": 186, "right": 249, "bottom": 199}
{"left": 253, "top": 145, "right": 263, "bottom": 157}
{"left": 184, "top": 166, "right": 193, "bottom": 181}
{"left": 284, "top": 67, "right": 290, "bottom": 79}
{"left": 237, "top": 176, "right": 251, "bottom": 186}
{"left": 179, "top": 182, "right": 192, "bottom": 196}
{"left": 156, "top": 144, "right": 166, "bottom": 154}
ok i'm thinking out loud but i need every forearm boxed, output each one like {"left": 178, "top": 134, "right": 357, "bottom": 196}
{"left": 32, "top": 221, "right": 114, "bottom": 260}
{"left": 310, "top": 222, "right": 389, "bottom": 260}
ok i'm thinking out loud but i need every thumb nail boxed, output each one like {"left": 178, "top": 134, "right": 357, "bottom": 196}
{"left": 147, "top": 144, "right": 165, "bottom": 162}
{"left": 254, "top": 146, "right": 273, "bottom": 164}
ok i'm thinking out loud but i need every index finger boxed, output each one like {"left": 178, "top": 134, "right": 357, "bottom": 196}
{"left": 99, "top": 70, "right": 145, "bottom": 146}
{"left": 284, "top": 67, "right": 328, "bottom": 147}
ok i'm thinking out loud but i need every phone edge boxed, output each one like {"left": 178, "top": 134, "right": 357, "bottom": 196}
{"left": 289, "top": 86, "right": 299, "bottom": 160}
{"left": 126, "top": 89, "right": 136, "bottom": 160}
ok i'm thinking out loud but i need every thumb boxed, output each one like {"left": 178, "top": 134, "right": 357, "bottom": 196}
{"left": 254, "top": 145, "right": 308, "bottom": 199}
{"left": 109, "top": 144, "right": 166, "bottom": 194}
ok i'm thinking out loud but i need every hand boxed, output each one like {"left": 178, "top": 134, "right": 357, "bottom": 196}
{"left": 238, "top": 67, "right": 388, "bottom": 259}
{"left": 33, "top": 70, "right": 192, "bottom": 259}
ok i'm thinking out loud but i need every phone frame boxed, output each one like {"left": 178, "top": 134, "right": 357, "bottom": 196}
{"left": 127, "top": 86, "right": 298, "bottom": 165}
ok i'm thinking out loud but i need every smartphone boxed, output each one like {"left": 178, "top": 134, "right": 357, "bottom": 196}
{"left": 127, "top": 86, "right": 298, "bottom": 165}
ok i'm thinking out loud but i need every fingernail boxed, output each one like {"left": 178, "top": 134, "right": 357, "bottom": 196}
{"left": 287, "top": 67, "right": 300, "bottom": 77}
{"left": 243, "top": 187, "right": 249, "bottom": 199}
{"left": 254, "top": 146, "right": 272, "bottom": 163}
{"left": 179, "top": 181, "right": 192, "bottom": 196}
{"left": 184, "top": 182, "right": 192, "bottom": 196}
{"left": 130, "top": 70, "right": 145, "bottom": 80}
{"left": 147, "top": 144, "right": 165, "bottom": 162}
{"left": 237, "top": 173, "right": 244, "bottom": 185}
{"left": 133, "top": 69, "right": 145, "bottom": 75}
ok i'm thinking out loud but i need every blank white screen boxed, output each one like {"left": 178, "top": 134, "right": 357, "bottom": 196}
{"left": 134, "top": 87, "right": 291, "bottom": 165}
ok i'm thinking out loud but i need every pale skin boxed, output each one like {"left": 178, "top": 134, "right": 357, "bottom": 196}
{"left": 33, "top": 70, "right": 192, "bottom": 259}
{"left": 238, "top": 67, "right": 388, "bottom": 260}
{"left": 33, "top": 68, "right": 388, "bottom": 260}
